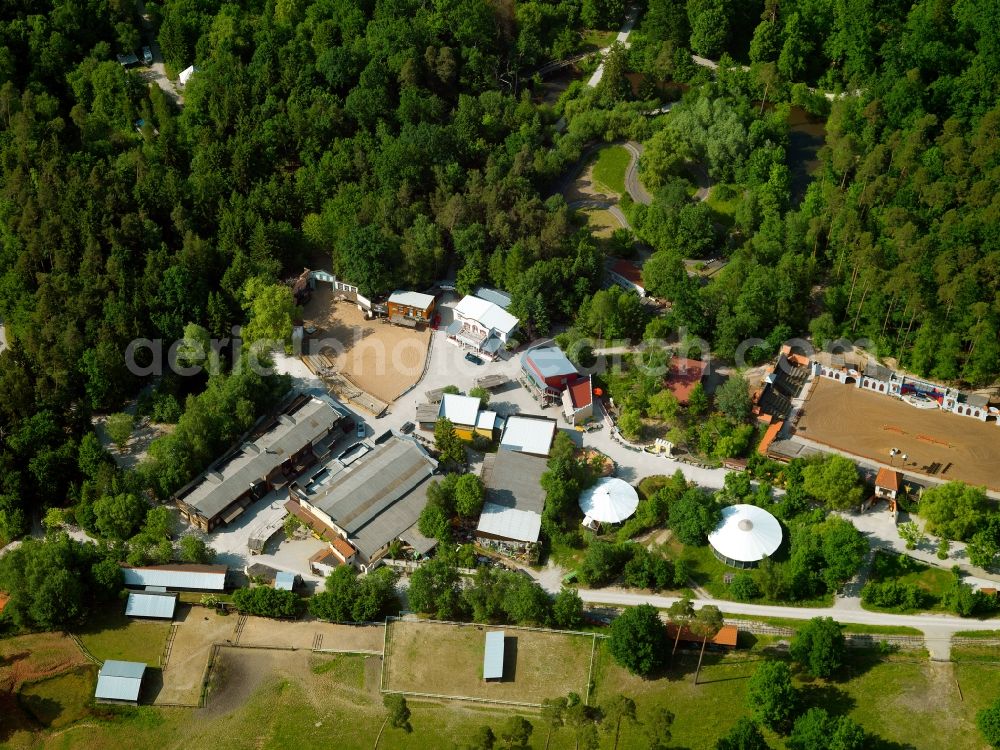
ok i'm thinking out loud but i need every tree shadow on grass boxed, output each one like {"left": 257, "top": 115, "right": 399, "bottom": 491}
{"left": 796, "top": 681, "right": 856, "bottom": 716}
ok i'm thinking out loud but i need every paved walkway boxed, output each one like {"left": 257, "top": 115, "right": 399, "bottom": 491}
{"left": 587, "top": 7, "right": 639, "bottom": 88}
{"left": 623, "top": 141, "right": 652, "bottom": 205}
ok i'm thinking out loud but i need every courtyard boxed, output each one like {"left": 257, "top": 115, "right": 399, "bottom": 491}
{"left": 796, "top": 378, "right": 1000, "bottom": 490}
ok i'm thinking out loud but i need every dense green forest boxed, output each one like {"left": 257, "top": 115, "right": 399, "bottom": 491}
{"left": 0, "top": 0, "right": 998, "bottom": 549}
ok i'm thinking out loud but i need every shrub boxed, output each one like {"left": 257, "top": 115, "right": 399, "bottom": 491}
{"left": 231, "top": 586, "right": 300, "bottom": 618}
{"left": 860, "top": 580, "right": 927, "bottom": 611}
{"left": 729, "top": 573, "right": 760, "bottom": 601}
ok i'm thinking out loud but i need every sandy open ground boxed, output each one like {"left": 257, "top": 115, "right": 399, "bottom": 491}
{"left": 383, "top": 619, "right": 596, "bottom": 705}
{"left": 302, "top": 286, "right": 430, "bottom": 404}
{"left": 237, "top": 618, "right": 384, "bottom": 653}
{"left": 797, "top": 378, "right": 1000, "bottom": 490}
{"left": 155, "top": 606, "right": 236, "bottom": 705}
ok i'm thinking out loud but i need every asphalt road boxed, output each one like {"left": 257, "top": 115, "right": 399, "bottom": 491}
{"left": 623, "top": 141, "right": 652, "bottom": 205}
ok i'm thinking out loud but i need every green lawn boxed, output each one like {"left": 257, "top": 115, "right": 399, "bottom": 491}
{"left": 705, "top": 183, "right": 740, "bottom": 227}
{"left": 727, "top": 613, "right": 923, "bottom": 637}
{"left": 592, "top": 643, "right": 986, "bottom": 749}
{"left": 579, "top": 29, "right": 618, "bottom": 52}
{"left": 18, "top": 666, "right": 97, "bottom": 729}
{"left": 75, "top": 605, "right": 171, "bottom": 666}
{"left": 862, "top": 550, "right": 955, "bottom": 613}
{"left": 591, "top": 145, "right": 630, "bottom": 197}
{"left": 669, "top": 540, "right": 833, "bottom": 608}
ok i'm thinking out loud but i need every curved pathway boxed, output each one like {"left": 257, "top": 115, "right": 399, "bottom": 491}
{"left": 623, "top": 141, "right": 652, "bottom": 205}
{"left": 568, "top": 199, "right": 633, "bottom": 232}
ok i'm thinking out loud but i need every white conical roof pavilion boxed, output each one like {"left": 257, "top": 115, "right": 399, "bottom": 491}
{"left": 579, "top": 477, "right": 639, "bottom": 524}
{"left": 708, "top": 504, "right": 782, "bottom": 564}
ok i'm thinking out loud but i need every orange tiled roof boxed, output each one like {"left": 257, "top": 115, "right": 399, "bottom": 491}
{"left": 758, "top": 421, "right": 783, "bottom": 455}
{"left": 875, "top": 468, "right": 901, "bottom": 492}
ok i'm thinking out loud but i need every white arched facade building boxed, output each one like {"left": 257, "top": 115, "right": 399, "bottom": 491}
{"left": 708, "top": 504, "right": 783, "bottom": 569}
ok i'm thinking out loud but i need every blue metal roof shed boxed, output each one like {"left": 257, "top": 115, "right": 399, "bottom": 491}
{"left": 483, "top": 631, "right": 506, "bottom": 681}
{"left": 95, "top": 660, "right": 146, "bottom": 704}
{"left": 274, "top": 571, "right": 297, "bottom": 591}
{"left": 125, "top": 592, "right": 177, "bottom": 619}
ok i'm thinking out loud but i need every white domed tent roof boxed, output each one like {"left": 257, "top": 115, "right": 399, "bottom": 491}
{"left": 708, "top": 504, "right": 783, "bottom": 568}
{"left": 579, "top": 477, "right": 639, "bottom": 524}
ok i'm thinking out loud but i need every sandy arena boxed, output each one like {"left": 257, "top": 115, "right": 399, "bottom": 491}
{"left": 302, "top": 286, "right": 430, "bottom": 404}
{"left": 796, "top": 378, "right": 1000, "bottom": 490}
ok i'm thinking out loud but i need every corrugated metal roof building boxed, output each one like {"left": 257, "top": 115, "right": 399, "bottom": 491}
{"left": 483, "top": 631, "right": 505, "bottom": 680}
{"left": 499, "top": 415, "right": 557, "bottom": 457}
{"left": 121, "top": 564, "right": 228, "bottom": 591}
{"left": 476, "top": 451, "right": 546, "bottom": 545}
{"left": 95, "top": 660, "right": 146, "bottom": 704}
{"left": 289, "top": 437, "right": 439, "bottom": 567}
{"left": 174, "top": 396, "right": 341, "bottom": 531}
{"left": 125, "top": 592, "right": 177, "bottom": 619}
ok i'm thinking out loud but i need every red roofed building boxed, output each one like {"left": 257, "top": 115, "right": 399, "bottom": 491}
{"left": 562, "top": 375, "right": 594, "bottom": 426}
{"left": 665, "top": 358, "right": 707, "bottom": 404}
{"left": 607, "top": 259, "right": 646, "bottom": 297}
{"left": 874, "top": 468, "right": 902, "bottom": 511}
{"left": 665, "top": 622, "right": 739, "bottom": 649}
{"left": 758, "top": 420, "right": 783, "bottom": 456}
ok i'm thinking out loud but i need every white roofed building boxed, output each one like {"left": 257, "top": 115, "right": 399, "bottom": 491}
{"left": 579, "top": 477, "right": 639, "bottom": 528}
{"left": 708, "top": 504, "right": 783, "bottom": 569}
{"left": 499, "top": 415, "right": 557, "bottom": 457}
{"left": 446, "top": 295, "right": 519, "bottom": 358}
{"left": 476, "top": 451, "right": 546, "bottom": 560}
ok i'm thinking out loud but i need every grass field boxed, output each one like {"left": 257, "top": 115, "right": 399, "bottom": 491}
{"left": 591, "top": 145, "right": 629, "bottom": 196}
{"left": 863, "top": 550, "right": 955, "bottom": 613}
{"left": 592, "top": 643, "right": 987, "bottom": 749}
{"left": 580, "top": 29, "right": 618, "bottom": 52}
{"left": 580, "top": 207, "right": 622, "bottom": 238}
{"left": 18, "top": 666, "right": 97, "bottom": 729}
{"left": 383, "top": 619, "right": 596, "bottom": 705}
{"left": 75, "top": 607, "right": 171, "bottom": 665}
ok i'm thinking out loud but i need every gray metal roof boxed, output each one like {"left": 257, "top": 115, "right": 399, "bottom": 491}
{"left": 125, "top": 592, "right": 177, "bottom": 619}
{"left": 177, "top": 398, "right": 340, "bottom": 520}
{"left": 483, "top": 631, "right": 505, "bottom": 679}
{"left": 474, "top": 287, "right": 512, "bottom": 309}
{"left": 476, "top": 451, "right": 546, "bottom": 543}
{"left": 349, "top": 473, "right": 433, "bottom": 560}
{"left": 275, "top": 571, "right": 297, "bottom": 590}
{"left": 522, "top": 347, "right": 577, "bottom": 380}
{"left": 966, "top": 393, "right": 990, "bottom": 408}
{"left": 864, "top": 362, "right": 893, "bottom": 381}
{"left": 477, "top": 503, "right": 542, "bottom": 543}
{"left": 399, "top": 522, "right": 438, "bottom": 556}
{"left": 416, "top": 402, "right": 440, "bottom": 423}
{"left": 307, "top": 439, "right": 436, "bottom": 531}
{"left": 121, "top": 564, "right": 228, "bottom": 591}
{"left": 96, "top": 660, "right": 146, "bottom": 702}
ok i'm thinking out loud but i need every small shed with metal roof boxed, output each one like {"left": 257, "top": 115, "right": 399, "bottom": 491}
{"left": 95, "top": 660, "right": 146, "bottom": 705}
{"left": 483, "top": 631, "right": 506, "bottom": 681}
{"left": 274, "top": 571, "right": 298, "bottom": 591}
{"left": 125, "top": 591, "right": 177, "bottom": 620}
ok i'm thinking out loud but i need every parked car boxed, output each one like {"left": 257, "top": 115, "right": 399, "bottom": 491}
{"left": 400, "top": 421, "right": 415, "bottom": 434}
{"left": 357, "top": 422, "right": 366, "bottom": 438}
{"left": 142, "top": 46, "right": 153, "bottom": 65}
{"left": 464, "top": 352, "right": 484, "bottom": 365}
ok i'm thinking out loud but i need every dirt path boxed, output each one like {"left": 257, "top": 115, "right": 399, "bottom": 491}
{"left": 623, "top": 141, "right": 652, "bottom": 205}
{"left": 136, "top": 0, "right": 184, "bottom": 107}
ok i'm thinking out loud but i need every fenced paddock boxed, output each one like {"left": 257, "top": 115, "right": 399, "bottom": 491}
{"left": 381, "top": 618, "right": 601, "bottom": 707}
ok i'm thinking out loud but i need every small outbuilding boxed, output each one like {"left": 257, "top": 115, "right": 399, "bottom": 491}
{"left": 708, "top": 504, "right": 783, "bottom": 569}
{"left": 125, "top": 591, "right": 177, "bottom": 620}
{"left": 483, "top": 631, "right": 506, "bottom": 681}
{"left": 95, "top": 660, "right": 146, "bottom": 705}
{"left": 274, "top": 571, "right": 298, "bottom": 591}
{"left": 874, "top": 467, "right": 902, "bottom": 501}
{"left": 579, "top": 477, "right": 639, "bottom": 527}
{"left": 498, "top": 415, "right": 557, "bottom": 457}
{"left": 387, "top": 291, "right": 436, "bottom": 325}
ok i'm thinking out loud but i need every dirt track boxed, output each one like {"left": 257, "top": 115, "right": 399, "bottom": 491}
{"left": 302, "top": 287, "right": 430, "bottom": 403}
{"left": 797, "top": 378, "right": 1000, "bottom": 490}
